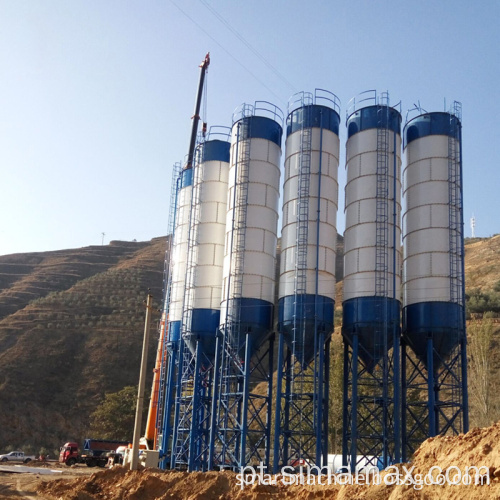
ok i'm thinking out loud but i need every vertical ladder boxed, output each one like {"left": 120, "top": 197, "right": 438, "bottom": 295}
{"left": 290, "top": 95, "right": 313, "bottom": 459}
{"left": 229, "top": 117, "right": 251, "bottom": 345}
{"left": 448, "top": 102, "right": 462, "bottom": 307}
{"left": 375, "top": 100, "right": 390, "bottom": 366}
{"left": 293, "top": 94, "right": 313, "bottom": 364}
{"left": 156, "top": 162, "right": 182, "bottom": 447}
{"left": 375, "top": 99, "right": 390, "bottom": 466}
{"left": 375, "top": 103, "right": 389, "bottom": 300}
{"left": 448, "top": 102, "right": 463, "bottom": 419}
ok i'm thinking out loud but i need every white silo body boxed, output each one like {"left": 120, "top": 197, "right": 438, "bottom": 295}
{"left": 168, "top": 168, "right": 192, "bottom": 346}
{"left": 183, "top": 135, "right": 230, "bottom": 357}
{"left": 279, "top": 91, "right": 340, "bottom": 363}
{"left": 402, "top": 111, "right": 464, "bottom": 362}
{"left": 342, "top": 100, "right": 402, "bottom": 367}
{"left": 220, "top": 103, "right": 283, "bottom": 353}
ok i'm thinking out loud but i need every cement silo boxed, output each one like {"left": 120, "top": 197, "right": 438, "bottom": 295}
{"left": 210, "top": 101, "right": 283, "bottom": 470}
{"left": 401, "top": 103, "right": 468, "bottom": 459}
{"left": 342, "top": 91, "right": 402, "bottom": 469}
{"left": 274, "top": 89, "right": 340, "bottom": 470}
{"left": 170, "top": 128, "right": 231, "bottom": 471}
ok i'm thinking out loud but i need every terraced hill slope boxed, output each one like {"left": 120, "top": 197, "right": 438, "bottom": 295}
{"left": 0, "top": 238, "right": 167, "bottom": 452}
{"left": 0, "top": 234, "right": 498, "bottom": 454}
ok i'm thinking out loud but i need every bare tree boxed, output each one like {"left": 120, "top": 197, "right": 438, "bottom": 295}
{"left": 468, "top": 318, "right": 496, "bottom": 427}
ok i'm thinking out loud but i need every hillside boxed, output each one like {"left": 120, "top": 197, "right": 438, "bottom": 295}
{"left": 0, "top": 238, "right": 168, "bottom": 453}
{"left": 0, "top": 234, "right": 498, "bottom": 454}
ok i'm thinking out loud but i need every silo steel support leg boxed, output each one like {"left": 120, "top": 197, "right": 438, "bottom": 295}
{"left": 208, "top": 333, "right": 222, "bottom": 470}
{"left": 341, "top": 340, "right": 349, "bottom": 469}
{"left": 170, "top": 339, "right": 185, "bottom": 469}
{"left": 273, "top": 333, "right": 285, "bottom": 473}
{"left": 188, "top": 341, "right": 202, "bottom": 471}
{"left": 316, "top": 331, "right": 325, "bottom": 466}
{"left": 460, "top": 335, "right": 469, "bottom": 432}
{"left": 159, "top": 348, "right": 177, "bottom": 469}
{"left": 283, "top": 347, "right": 292, "bottom": 467}
{"left": 239, "top": 333, "right": 252, "bottom": 468}
{"left": 266, "top": 334, "right": 274, "bottom": 468}
{"left": 401, "top": 341, "right": 408, "bottom": 463}
{"left": 393, "top": 326, "right": 401, "bottom": 463}
{"left": 323, "top": 336, "right": 331, "bottom": 468}
{"left": 350, "top": 334, "right": 359, "bottom": 472}
{"left": 427, "top": 337, "right": 436, "bottom": 437}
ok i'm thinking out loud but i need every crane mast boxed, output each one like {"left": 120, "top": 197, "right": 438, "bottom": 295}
{"left": 186, "top": 53, "right": 210, "bottom": 170}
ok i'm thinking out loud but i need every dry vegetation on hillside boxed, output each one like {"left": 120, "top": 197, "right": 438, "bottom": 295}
{"left": 0, "top": 234, "right": 498, "bottom": 456}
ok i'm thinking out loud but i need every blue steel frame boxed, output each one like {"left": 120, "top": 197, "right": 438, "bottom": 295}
{"left": 158, "top": 337, "right": 181, "bottom": 468}
{"left": 401, "top": 335, "right": 468, "bottom": 460}
{"left": 170, "top": 338, "right": 215, "bottom": 470}
{"left": 273, "top": 333, "right": 331, "bottom": 471}
{"left": 342, "top": 95, "right": 402, "bottom": 471}
{"left": 209, "top": 332, "right": 274, "bottom": 470}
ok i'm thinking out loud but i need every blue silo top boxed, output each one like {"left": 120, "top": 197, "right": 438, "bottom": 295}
{"left": 180, "top": 167, "right": 193, "bottom": 188}
{"left": 201, "top": 139, "right": 231, "bottom": 163}
{"left": 286, "top": 104, "right": 340, "bottom": 137}
{"left": 404, "top": 112, "right": 461, "bottom": 148}
{"left": 347, "top": 105, "right": 401, "bottom": 139}
{"left": 235, "top": 115, "right": 283, "bottom": 147}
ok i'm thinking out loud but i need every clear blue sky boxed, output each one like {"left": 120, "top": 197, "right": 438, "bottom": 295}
{"left": 0, "top": 0, "right": 498, "bottom": 256}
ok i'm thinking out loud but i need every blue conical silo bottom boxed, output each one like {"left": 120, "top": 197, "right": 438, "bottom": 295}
{"left": 183, "top": 308, "right": 220, "bottom": 361}
{"left": 223, "top": 298, "right": 273, "bottom": 358}
{"left": 342, "top": 297, "right": 400, "bottom": 372}
{"left": 278, "top": 294, "right": 334, "bottom": 367}
{"left": 167, "top": 321, "right": 182, "bottom": 352}
{"left": 403, "top": 302, "right": 464, "bottom": 369}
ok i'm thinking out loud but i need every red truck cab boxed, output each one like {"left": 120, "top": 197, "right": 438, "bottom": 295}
{"left": 59, "top": 442, "right": 79, "bottom": 466}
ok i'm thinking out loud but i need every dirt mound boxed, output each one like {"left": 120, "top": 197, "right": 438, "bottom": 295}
{"left": 38, "top": 467, "right": 238, "bottom": 500}
{"left": 37, "top": 423, "right": 500, "bottom": 499}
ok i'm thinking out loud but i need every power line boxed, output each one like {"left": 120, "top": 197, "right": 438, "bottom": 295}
{"left": 197, "top": 0, "right": 297, "bottom": 95}
{"left": 169, "top": 0, "right": 287, "bottom": 109}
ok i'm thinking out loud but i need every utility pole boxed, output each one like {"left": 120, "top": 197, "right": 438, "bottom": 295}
{"left": 130, "top": 292, "right": 153, "bottom": 470}
{"left": 101, "top": 232, "right": 106, "bottom": 245}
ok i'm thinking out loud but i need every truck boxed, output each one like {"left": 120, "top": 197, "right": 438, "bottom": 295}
{"left": 59, "top": 439, "right": 130, "bottom": 467}
{"left": 0, "top": 451, "right": 36, "bottom": 463}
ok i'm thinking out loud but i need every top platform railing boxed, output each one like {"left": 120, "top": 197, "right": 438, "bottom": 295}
{"left": 287, "top": 88, "right": 341, "bottom": 117}
{"left": 232, "top": 100, "right": 284, "bottom": 127}
{"left": 346, "top": 90, "right": 401, "bottom": 122}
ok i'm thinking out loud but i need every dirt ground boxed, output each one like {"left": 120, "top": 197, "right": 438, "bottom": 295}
{"left": 2, "top": 422, "right": 500, "bottom": 499}
{"left": 0, "top": 462, "right": 94, "bottom": 499}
